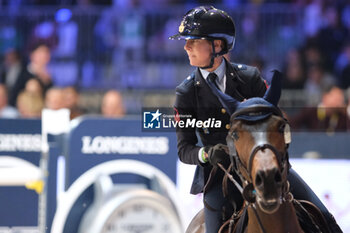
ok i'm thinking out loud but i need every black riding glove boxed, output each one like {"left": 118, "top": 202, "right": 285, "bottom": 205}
{"left": 206, "top": 144, "right": 231, "bottom": 168}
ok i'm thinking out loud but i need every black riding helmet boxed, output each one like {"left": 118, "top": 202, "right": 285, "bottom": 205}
{"left": 169, "top": 6, "right": 236, "bottom": 69}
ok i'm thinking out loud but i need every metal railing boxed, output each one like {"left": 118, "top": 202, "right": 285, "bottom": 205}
{"left": 0, "top": 5, "right": 305, "bottom": 91}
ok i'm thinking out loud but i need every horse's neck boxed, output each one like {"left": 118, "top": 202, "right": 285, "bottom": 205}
{"left": 246, "top": 202, "right": 304, "bottom": 233}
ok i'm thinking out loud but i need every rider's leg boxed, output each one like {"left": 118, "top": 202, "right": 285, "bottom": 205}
{"left": 203, "top": 174, "right": 243, "bottom": 233}
{"left": 203, "top": 182, "right": 226, "bottom": 233}
{"left": 288, "top": 168, "right": 343, "bottom": 233}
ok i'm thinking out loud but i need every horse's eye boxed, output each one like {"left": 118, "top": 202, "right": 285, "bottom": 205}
{"left": 231, "top": 131, "right": 239, "bottom": 141}
{"left": 279, "top": 124, "right": 285, "bottom": 134}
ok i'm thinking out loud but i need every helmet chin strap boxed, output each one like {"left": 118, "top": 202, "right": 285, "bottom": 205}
{"left": 199, "top": 40, "right": 226, "bottom": 70}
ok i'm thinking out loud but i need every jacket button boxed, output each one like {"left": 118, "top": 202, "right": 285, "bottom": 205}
{"left": 225, "top": 124, "right": 230, "bottom": 130}
{"left": 221, "top": 108, "right": 226, "bottom": 114}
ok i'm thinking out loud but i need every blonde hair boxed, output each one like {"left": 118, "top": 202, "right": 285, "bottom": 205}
{"left": 17, "top": 91, "right": 44, "bottom": 118}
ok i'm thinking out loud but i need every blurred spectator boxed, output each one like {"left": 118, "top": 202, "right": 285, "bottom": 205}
{"left": 75, "top": 0, "right": 100, "bottom": 87}
{"left": 94, "top": 5, "right": 120, "bottom": 87}
{"left": 16, "top": 90, "right": 44, "bottom": 118}
{"left": 62, "top": 86, "right": 85, "bottom": 119}
{"left": 45, "top": 87, "right": 65, "bottom": 110}
{"left": 289, "top": 84, "right": 347, "bottom": 132}
{"left": 0, "top": 49, "right": 28, "bottom": 106}
{"left": 53, "top": 8, "right": 78, "bottom": 58}
{"left": 304, "top": 64, "right": 335, "bottom": 104}
{"left": 236, "top": 6, "right": 261, "bottom": 62}
{"left": 26, "top": 43, "right": 53, "bottom": 92}
{"left": 314, "top": 5, "right": 349, "bottom": 71}
{"left": 303, "top": 0, "right": 325, "bottom": 38}
{"left": 0, "top": 84, "right": 19, "bottom": 118}
{"left": 147, "top": 17, "right": 184, "bottom": 61}
{"left": 302, "top": 45, "right": 324, "bottom": 68}
{"left": 27, "top": 20, "right": 58, "bottom": 52}
{"left": 335, "top": 43, "right": 350, "bottom": 89}
{"left": 282, "top": 48, "right": 306, "bottom": 89}
{"left": 118, "top": 10, "right": 144, "bottom": 87}
{"left": 25, "top": 78, "right": 45, "bottom": 97}
{"left": 101, "top": 90, "right": 125, "bottom": 117}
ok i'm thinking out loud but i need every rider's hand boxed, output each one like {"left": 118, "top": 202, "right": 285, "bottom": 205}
{"left": 206, "top": 144, "right": 231, "bottom": 168}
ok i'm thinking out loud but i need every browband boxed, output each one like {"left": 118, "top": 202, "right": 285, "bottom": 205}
{"left": 230, "top": 104, "right": 283, "bottom": 121}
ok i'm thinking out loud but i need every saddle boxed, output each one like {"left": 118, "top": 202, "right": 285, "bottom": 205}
{"left": 295, "top": 200, "right": 331, "bottom": 233}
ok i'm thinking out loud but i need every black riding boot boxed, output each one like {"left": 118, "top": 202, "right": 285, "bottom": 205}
{"left": 203, "top": 176, "right": 243, "bottom": 233}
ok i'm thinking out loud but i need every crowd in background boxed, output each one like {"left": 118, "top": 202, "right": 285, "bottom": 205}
{"left": 281, "top": 1, "right": 350, "bottom": 93}
{"left": 0, "top": 42, "right": 125, "bottom": 119}
{"left": 0, "top": 0, "right": 349, "bottom": 131}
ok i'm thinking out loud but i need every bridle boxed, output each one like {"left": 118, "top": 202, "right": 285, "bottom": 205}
{"left": 231, "top": 140, "right": 289, "bottom": 181}
{"left": 221, "top": 105, "right": 292, "bottom": 233}
{"left": 227, "top": 105, "right": 290, "bottom": 185}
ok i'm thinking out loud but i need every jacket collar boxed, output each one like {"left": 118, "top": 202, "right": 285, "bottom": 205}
{"left": 199, "top": 58, "right": 226, "bottom": 82}
{"left": 194, "top": 68, "right": 222, "bottom": 108}
{"left": 224, "top": 59, "right": 246, "bottom": 101}
{"left": 194, "top": 58, "right": 242, "bottom": 108}
{"left": 224, "top": 58, "right": 237, "bottom": 96}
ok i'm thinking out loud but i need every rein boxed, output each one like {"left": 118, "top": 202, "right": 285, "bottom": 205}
{"left": 238, "top": 143, "right": 288, "bottom": 184}
{"left": 217, "top": 162, "right": 268, "bottom": 233}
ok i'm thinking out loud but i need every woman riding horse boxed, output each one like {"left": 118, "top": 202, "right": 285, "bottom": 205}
{"left": 170, "top": 5, "right": 342, "bottom": 233}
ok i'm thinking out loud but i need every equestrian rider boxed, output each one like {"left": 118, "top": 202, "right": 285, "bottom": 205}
{"left": 170, "top": 5, "right": 342, "bottom": 233}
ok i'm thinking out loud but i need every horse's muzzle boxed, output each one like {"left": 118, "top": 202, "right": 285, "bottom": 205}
{"left": 256, "top": 196, "right": 281, "bottom": 214}
{"left": 254, "top": 167, "right": 283, "bottom": 213}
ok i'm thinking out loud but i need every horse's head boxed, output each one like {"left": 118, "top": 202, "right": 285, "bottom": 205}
{"left": 225, "top": 71, "right": 291, "bottom": 214}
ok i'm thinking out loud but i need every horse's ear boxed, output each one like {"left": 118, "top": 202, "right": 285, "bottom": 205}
{"left": 263, "top": 70, "right": 282, "bottom": 106}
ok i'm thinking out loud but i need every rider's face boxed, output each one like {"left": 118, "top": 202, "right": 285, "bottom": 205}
{"left": 184, "top": 39, "right": 212, "bottom": 68}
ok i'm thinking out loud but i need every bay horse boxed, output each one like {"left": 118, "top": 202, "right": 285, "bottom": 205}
{"left": 185, "top": 71, "right": 330, "bottom": 233}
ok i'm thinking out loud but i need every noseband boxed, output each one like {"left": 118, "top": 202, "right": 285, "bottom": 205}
{"left": 241, "top": 143, "right": 287, "bottom": 183}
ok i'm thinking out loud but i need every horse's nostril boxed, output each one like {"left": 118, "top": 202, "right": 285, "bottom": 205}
{"left": 256, "top": 168, "right": 282, "bottom": 188}
{"left": 274, "top": 169, "right": 282, "bottom": 184}
{"left": 255, "top": 171, "right": 263, "bottom": 187}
